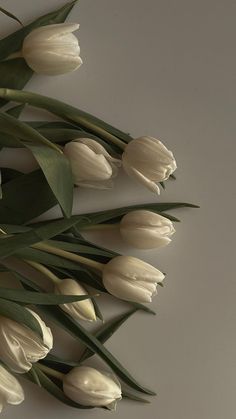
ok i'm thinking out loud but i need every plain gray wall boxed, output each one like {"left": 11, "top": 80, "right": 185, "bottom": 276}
{"left": 0, "top": 1, "right": 235, "bottom": 419}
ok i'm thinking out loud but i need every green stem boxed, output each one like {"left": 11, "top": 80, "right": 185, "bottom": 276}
{"left": 75, "top": 117, "right": 126, "bottom": 150}
{"left": 32, "top": 242, "right": 104, "bottom": 272}
{"left": 4, "top": 50, "right": 22, "bottom": 60}
{"left": 36, "top": 363, "right": 64, "bottom": 380}
{"left": 0, "top": 89, "right": 127, "bottom": 151}
{"left": 24, "top": 260, "right": 61, "bottom": 284}
{"left": 80, "top": 223, "right": 120, "bottom": 232}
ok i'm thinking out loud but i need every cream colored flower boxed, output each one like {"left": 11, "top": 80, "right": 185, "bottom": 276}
{"left": 63, "top": 366, "right": 122, "bottom": 409}
{"left": 64, "top": 138, "right": 121, "bottom": 189}
{"left": 122, "top": 136, "right": 177, "bottom": 193}
{"left": 54, "top": 279, "right": 96, "bottom": 322}
{"left": 103, "top": 255, "right": 164, "bottom": 303}
{"left": 120, "top": 210, "right": 175, "bottom": 249}
{"left": 0, "top": 365, "right": 24, "bottom": 413}
{"left": 0, "top": 309, "right": 53, "bottom": 373}
{"left": 22, "top": 23, "right": 82, "bottom": 75}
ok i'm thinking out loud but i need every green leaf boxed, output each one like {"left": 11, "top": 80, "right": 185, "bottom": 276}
{"left": 0, "top": 7, "right": 23, "bottom": 26}
{"left": 0, "top": 89, "right": 127, "bottom": 152}
{"left": 0, "top": 224, "right": 30, "bottom": 234}
{"left": 27, "top": 367, "right": 42, "bottom": 387}
{"left": 47, "top": 239, "right": 116, "bottom": 259}
{"left": 0, "top": 169, "right": 56, "bottom": 224}
{"left": 0, "top": 116, "right": 72, "bottom": 212}
{"left": 6, "top": 103, "right": 25, "bottom": 118}
{"left": 28, "top": 201, "right": 197, "bottom": 233}
{"left": 0, "top": 287, "right": 94, "bottom": 305}
{"left": 0, "top": 215, "right": 93, "bottom": 259}
{"left": 26, "top": 144, "right": 73, "bottom": 218}
{"left": 0, "top": 168, "right": 23, "bottom": 184}
{"left": 0, "top": 112, "right": 73, "bottom": 217}
{"left": 130, "top": 302, "right": 156, "bottom": 315}
{"left": 122, "top": 389, "right": 150, "bottom": 403}
{"left": 90, "top": 296, "right": 104, "bottom": 321}
{"left": 0, "top": 1, "right": 79, "bottom": 106}
{"left": 44, "top": 353, "right": 80, "bottom": 368}
{"left": 80, "top": 308, "right": 137, "bottom": 362}
{"left": 39, "top": 305, "right": 155, "bottom": 395}
{"left": 0, "top": 297, "right": 42, "bottom": 337}
{"left": 15, "top": 248, "right": 105, "bottom": 292}
{"left": 0, "top": 59, "right": 33, "bottom": 108}
{"left": 5, "top": 272, "right": 155, "bottom": 395}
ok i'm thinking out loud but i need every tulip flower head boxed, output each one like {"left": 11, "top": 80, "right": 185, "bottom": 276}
{"left": 64, "top": 138, "right": 121, "bottom": 189}
{"left": 0, "top": 310, "right": 53, "bottom": 373}
{"left": 122, "top": 136, "right": 177, "bottom": 194}
{"left": 102, "top": 255, "right": 164, "bottom": 303}
{"left": 54, "top": 279, "right": 96, "bottom": 322}
{"left": 22, "top": 23, "right": 82, "bottom": 75}
{"left": 120, "top": 210, "right": 175, "bottom": 249}
{"left": 63, "top": 366, "right": 122, "bottom": 409}
{"left": 0, "top": 365, "right": 24, "bottom": 413}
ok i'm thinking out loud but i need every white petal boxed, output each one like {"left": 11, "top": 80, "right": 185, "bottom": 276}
{"left": 0, "top": 365, "right": 24, "bottom": 407}
{"left": 123, "top": 157, "right": 160, "bottom": 193}
{"left": 63, "top": 367, "right": 121, "bottom": 407}
{"left": 55, "top": 279, "right": 96, "bottom": 322}
{"left": 24, "top": 23, "right": 80, "bottom": 41}
{"left": 103, "top": 256, "right": 164, "bottom": 302}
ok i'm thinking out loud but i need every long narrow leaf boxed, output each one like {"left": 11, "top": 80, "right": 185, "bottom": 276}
{"left": 0, "top": 297, "right": 42, "bottom": 337}
{"left": 0, "top": 112, "right": 73, "bottom": 217}
{"left": 0, "top": 170, "right": 56, "bottom": 224}
{"left": 0, "top": 7, "right": 23, "bottom": 26}
{"left": 0, "top": 287, "right": 94, "bottom": 305}
{"left": 4, "top": 268, "right": 155, "bottom": 395}
{"left": 37, "top": 305, "right": 155, "bottom": 395}
{"left": 0, "top": 89, "right": 128, "bottom": 151}
{"left": 80, "top": 308, "right": 137, "bottom": 362}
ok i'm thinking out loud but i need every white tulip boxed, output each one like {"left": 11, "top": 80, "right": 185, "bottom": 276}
{"left": 102, "top": 255, "right": 164, "bottom": 303}
{"left": 54, "top": 278, "right": 96, "bottom": 322}
{"left": 22, "top": 23, "right": 82, "bottom": 75}
{"left": 120, "top": 210, "right": 175, "bottom": 249}
{"left": 64, "top": 138, "right": 121, "bottom": 189}
{"left": 63, "top": 366, "right": 122, "bottom": 409}
{"left": 122, "top": 136, "right": 177, "bottom": 194}
{"left": 0, "top": 365, "right": 24, "bottom": 413}
{"left": 0, "top": 309, "right": 53, "bottom": 373}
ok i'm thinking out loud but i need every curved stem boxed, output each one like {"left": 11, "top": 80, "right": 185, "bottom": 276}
{"left": 36, "top": 363, "right": 64, "bottom": 380}
{"left": 76, "top": 117, "right": 126, "bottom": 150}
{"left": 0, "top": 89, "right": 127, "bottom": 151}
{"left": 32, "top": 242, "right": 104, "bottom": 272}
{"left": 80, "top": 223, "right": 120, "bottom": 232}
{"left": 24, "top": 260, "right": 61, "bottom": 284}
{"left": 4, "top": 50, "right": 23, "bottom": 60}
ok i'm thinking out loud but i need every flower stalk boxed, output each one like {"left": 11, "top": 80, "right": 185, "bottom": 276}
{"left": 36, "top": 363, "right": 64, "bottom": 380}
{"left": 24, "top": 260, "right": 61, "bottom": 284}
{"left": 32, "top": 242, "right": 104, "bottom": 272}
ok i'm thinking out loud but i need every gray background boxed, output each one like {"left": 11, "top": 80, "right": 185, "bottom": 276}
{"left": 0, "top": 1, "right": 236, "bottom": 418}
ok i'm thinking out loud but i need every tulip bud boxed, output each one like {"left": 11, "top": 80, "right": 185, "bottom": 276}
{"left": 54, "top": 279, "right": 96, "bottom": 322}
{"left": 64, "top": 138, "right": 121, "bottom": 189}
{"left": 122, "top": 136, "right": 177, "bottom": 194}
{"left": 102, "top": 255, "right": 164, "bottom": 303}
{"left": 22, "top": 23, "right": 82, "bottom": 75}
{"left": 0, "top": 310, "right": 53, "bottom": 373}
{"left": 0, "top": 365, "right": 24, "bottom": 413}
{"left": 120, "top": 210, "right": 175, "bottom": 249}
{"left": 63, "top": 366, "right": 122, "bottom": 409}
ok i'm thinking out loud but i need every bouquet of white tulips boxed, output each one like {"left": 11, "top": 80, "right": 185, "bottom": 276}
{"left": 0, "top": 1, "right": 198, "bottom": 415}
